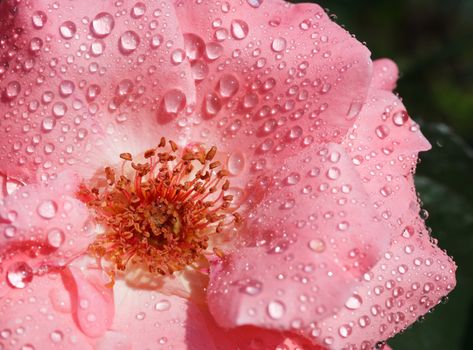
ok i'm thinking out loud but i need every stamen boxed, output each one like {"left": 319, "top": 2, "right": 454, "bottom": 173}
{"left": 80, "top": 140, "right": 237, "bottom": 277}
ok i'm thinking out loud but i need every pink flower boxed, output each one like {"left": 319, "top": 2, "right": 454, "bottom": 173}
{"left": 0, "top": 0, "right": 456, "bottom": 349}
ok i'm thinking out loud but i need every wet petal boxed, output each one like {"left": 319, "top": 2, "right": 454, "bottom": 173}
{"left": 372, "top": 59, "right": 399, "bottom": 91}
{"left": 0, "top": 0, "right": 195, "bottom": 182}
{"left": 106, "top": 279, "right": 217, "bottom": 350}
{"left": 0, "top": 272, "right": 93, "bottom": 350}
{"left": 207, "top": 144, "right": 392, "bottom": 344}
{"left": 175, "top": 0, "right": 372, "bottom": 163}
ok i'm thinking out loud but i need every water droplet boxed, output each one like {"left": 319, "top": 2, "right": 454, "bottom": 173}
{"left": 338, "top": 324, "right": 352, "bottom": 338}
{"left": 308, "top": 238, "right": 325, "bottom": 253}
{"left": 346, "top": 101, "right": 363, "bottom": 120}
{"left": 203, "top": 92, "right": 222, "bottom": 117}
{"left": 227, "top": 151, "right": 245, "bottom": 175}
{"left": 237, "top": 279, "right": 263, "bottom": 296}
{"left": 171, "top": 48, "right": 186, "bottom": 65}
{"left": 37, "top": 200, "right": 58, "bottom": 219}
{"left": 50, "top": 330, "right": 63, "bottom": 343}
{"left": 3, "top": 81, "right": 21, "bottom": 100}
{"left": 326, "top": 167, "right": 340, "bottom": 180}
{"left": 375, "top": 125, "right": 390, "bottom": 139}
{"left": 7, "top": 262, "right": 33, "bottom": 289}
{"left": 119, "top": 31, "right": 140, "bottom": 54}
{"left": 59, "top": 21, "right": 77, "bottom": 39}
{"left": 52, "top": 102, "right": 67, "bottom": 118}
{"left": 284, "top": 172, "right": 300, "bottom": 185}
{"left": 205, "top": 42, "right": 223, "bottom": 60}
{"left": 247, "top": 0, "right": 263, "bottom": 8}
{"left": 402, "top": 225, "right": 414, "bottom": 238}
{"left": 150, "top": 34, "right": 163, "bottom": 49}
{"left": 218, "top": 74, "right": 239, "bottom": 98}
{"left": 161, "top": 89, "right": 186, "bottom": 115}
{"left": 392, "top": 110, "right": 409, "bottom": 126}
{"left": 183, "top": 33, "right": 205, "bottom": 60}
{"left": 267, "top": 300, "right": 286, "bottom": 320}
{"left": 345, "top": 294, "right": 363, "bottom": 310}
{"left": 91, "top": 12, "right": 115, "bottom": 38}
{"left": 29, "top": 37, "right": 43, "bottom": 53}
{"left": 287, "top": 126, "right": 302, "bottom": 140}
{"left": 191, "top": 60, "right": 209, "bottom": 81}
{"left": 47, "top": 228, "right": 65, "bottom": 248}
{"left": 155, "top": 300, "right": 171, "bottom": 311}
{"left": 271, "top": 37, "right": 286, "bottom": 52}
{"left": 131, "top": 2, "right": 147, "bottom": 18}
{"left": 32, "top": 11, "right": 47, "bottom": 29}
{"left": 135, "top": 312, "right": 146, "bottom": 320}
{"left": 231, "top": 19, "right": 249, "bottom": 40}
{"left": 59, "top": 80, "right": 75, "bottom": 97}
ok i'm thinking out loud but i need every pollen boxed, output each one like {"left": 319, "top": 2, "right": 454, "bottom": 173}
{"left": 78, "top": 138, "right": 237, "bottom": 276}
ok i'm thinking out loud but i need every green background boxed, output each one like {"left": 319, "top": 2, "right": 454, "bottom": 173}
{"left": 289, "top": 0, "right": 473, "bottom": 349}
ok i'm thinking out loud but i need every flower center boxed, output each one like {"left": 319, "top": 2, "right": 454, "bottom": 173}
{"left": 78, "top": 138, "right": 238, "bottom": 276}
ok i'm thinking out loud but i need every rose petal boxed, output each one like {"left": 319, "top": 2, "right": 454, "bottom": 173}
{"left": 207, "top": 144, "right": 392, "bottom": 344}
{"left": 0, "top": 272, "right": 93, "bottom": 350}
{"left": 175, "top": 0, "right": 372, "bottom": 163}
{"left": 106, "top": 279, "right": 217, "bottom": 350}
{"left": 0, "top": 0, "right": 195, "bottom": 182}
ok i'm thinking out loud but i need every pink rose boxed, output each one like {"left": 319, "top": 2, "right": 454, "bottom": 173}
{"left": 0, "top": 0, "right": 456, "bottom": 349}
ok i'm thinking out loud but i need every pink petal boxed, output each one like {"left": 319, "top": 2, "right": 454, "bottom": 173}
{"left": 0, "top": 272, "right": 93, "bottom": 350}
{"left": 65, "top": 267, "right": 114, "bottom": 338}
{"left": 106, "top": 280, "right": 217, "bottom": 350}
{"left": 316, "top": 220, "right": 455, "bottom": 349}
{"left": 0, "top": 172, "right": 92, "bottom": 295}
{"left": 372, "top": 59, "right": 399, "bottom": 91}
{"left": 174, "top": 0, "right": 372, "bottom": 162}
{"left": 207, "top": 144, "right": 392, "bottom": 344}
{"left": 0, "top": 0, "right": 195, "bottom": 182}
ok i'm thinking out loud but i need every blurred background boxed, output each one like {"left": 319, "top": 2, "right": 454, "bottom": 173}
{"left": 289, "top": 0, "right": 473, "bottom": 349}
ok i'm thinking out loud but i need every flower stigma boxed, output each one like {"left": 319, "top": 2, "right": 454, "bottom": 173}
{"left": 78, "top": 137, "right": 239, "bottom": 280}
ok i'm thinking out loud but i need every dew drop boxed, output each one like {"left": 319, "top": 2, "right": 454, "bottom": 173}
{"left": 3, "top": 81, "right": 21, "bottom": 100}
{"left": 271, "top": 37, "right": 286, "bottom": 52}
{"left": 50, "top": 330, "right": 63, "bottom": 343}
{"left": 183, "top": 33, "right": 205, "bottom": 60}
{"left": 247, "top": 0, "right": 263, "bottom": 8}
{"left": 227, "top": 151, "right": 245, "bottom": 175}
{"left": 131, "top": 2, "right": 147, "bottom": 18}
{"left": 203, "top": 92, "right": 222, "bottom": 117}
{"left": 7, "top": 262, "right": 33, "bottom": 289}
{"left": 218, "top": 74, "right": 239, "bottom": 98}
{"left": 338, "top": 324, "right": 352, "bottom": 338}
{"left": 375, "top": 125, "right": 390, "bottom": 139}
{"left": 171, "top": 48, "right": 186, "bottom": 65}
{"left": 344, "top": 294, "right": 363, "bottom": 310}
{"left": 155, "top": 300, "right": 171, "bottom": 311}
{"left": 267, "top": 300, "right": 286, "bottom": 320}
{"left": 37, "top": 200, "right": 58, "bottom": 219}
{"left": 238, "top": 279, "right": 263, "bottom": 296}
{"left": 150, "top": 34, "right": 163, "bottom": 49}
{"left": 119, "top": 31, "right": 140, "bottom": 54}
{"left": 59, "top": 80, "right": 75, "bottom": 97}
{"left": 32, "top": 11, "right": 48, "bottom": 29}
{"left": 231, "top": 19, "right": 249, "bottom": 40}
{"left": 47, "top": 228, "right": 65, "bottom": 249}
{"left": 205, "top": 42, "right": 223, "bottom": 60}
{"left": 308, "top": 238, "right": 325, "bottom": 253}
{"left": 161, "top": 89, "right": 186, "bottom": 115}
{"left": 191, "top": 60, "right": 209, "bottom": 81}
{"left": 392, "top": 110, "right": 409, "bottom": 126}
{"left": 91, "top": 12, "right": 115, "bottom": 38}
{"left": 59, "top": 21, "right": 77, "bottom": 39}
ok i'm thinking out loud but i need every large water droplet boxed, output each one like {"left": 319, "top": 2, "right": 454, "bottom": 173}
{"left": 32, "top": 11, "right": 48, "bottom": 29}
{"left": 183, "top": 33, "right": 205, "bottom": 60}
{"left": 3, "top": 81, "right": 21, "bottom": 100}
{"left": 267, "top": 300, "right": 286, "bottom": 320}
{"left": 271, "top": 37, "right": 286, "bottom": 52}
{"left": 205, "top": 42, "right": 223, "bottom": 60}
{"left": 119, "top": 31, "right": 140, "bottom": 54}
{"left": 191, "top": 60, "right": 209, "bottom": 81}
{"left": 231, "top": 19, "right": 249, "bottom": 40}
{"left": 7, "top": 262, "right": 33, "bottom": 289}
{"left": 161, "top": 89, "right": 186, "bottom": 115}
{"left": 52, "top": 102, "right": 67, "bottom": 118}
{"left": 218, "top": 74, "right": 239, "bottom": 98}
{"left": 37, "top": 200, "right": 58, "bottom": 219}
{"left": 59, "top": 80, "right": 75, "bottom": 97}
{"left": 227, "top": 151, "right": 245, "bottom": 175}
{"left": 91, "top": 12, "right": 115, "bottom": 38}
{"left": 59, "top": 21, "right": 77, "bottom": 39}
{"left": 131, "top": 2, "right": 147, "bottom": 18}
{"left": 203, "top": 92, "right": 222, "bottom": 117}
{"left": 392, "top": 110, "right": 409, "bottom": 126}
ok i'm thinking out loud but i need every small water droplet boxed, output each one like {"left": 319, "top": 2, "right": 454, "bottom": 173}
{"left": 155, "top": 300, "right": 171, "bottom": 311}
{"left": 119, "top": 31, "right": 140, "bottom": 54}
{"left": 231, "top": 19, "right": 249, "bottom": 40}
{"left": 203, "top": 92, "right": 222, "bottom": 117}
{"left": 59, "top": 21, "right": 77, "bottom": 39}
{"left": 171, "top": 48, "right": 186, "bottom": 65}
{"left": 308, "top": 238, "right": 325, "bottom": 253}
{"left": 227, "top": 151, "right": 245, "bottom": 175}
{"left": 47, "top": 228, "right": 65, "bottom": 248}
{"left": 7, "top": 262, "right": 33, "bottom": 289}
{"left": 375, "top": 125, "right": 390, "bottom": 139}
{"left": 267, "top": 300, "right": 286, "bottom": 320}
{"left": 32, "top": 11, "right": 48, "bottom": 29}
{"left": 91, "top": 12, "right": 115, "bottom": 38}
{"left": 161, "top": 89, "right": 186, "bottom": 115}
{"left": 206, "top": 42, "right": 223, "bottom": 60}
{"left": 271, "top": 37, "right": 286, "bottom": 52}
{"left": 131, "top": 2, "right": 147, "bottom": 18}
{"left": 37, "top": 200, "right": 58, "bottom": 219}
{"left": 344, "top": 294, "right": 363, "bottom": 310}
{"left": 247, "top": 0, "right": 263, "bottom": 8}
{"left": 50, "top": 330, "right": 63, "bottom": 343}
{"left": 218, "top": 74, "right": 239, "bottom": 98}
